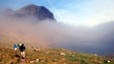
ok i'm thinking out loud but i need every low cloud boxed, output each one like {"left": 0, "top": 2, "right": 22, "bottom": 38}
{"left": 0, "top": 10, "right": 114, "bottom": 55}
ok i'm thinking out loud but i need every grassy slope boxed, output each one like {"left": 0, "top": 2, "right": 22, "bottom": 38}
{"left": 0, "top": 46, "right": 114, "bottom": 64}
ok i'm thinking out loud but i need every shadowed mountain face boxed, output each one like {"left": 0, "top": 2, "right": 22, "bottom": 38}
{"left": 5, "top": 5, "right": 55, "bottom": 21}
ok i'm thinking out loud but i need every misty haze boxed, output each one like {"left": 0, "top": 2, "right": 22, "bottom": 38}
{"left": 0, "top": 4, "right": 114, "bottom": 55}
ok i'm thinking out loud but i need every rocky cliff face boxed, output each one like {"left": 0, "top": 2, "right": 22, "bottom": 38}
{"left": 8, "top": 4, "right": 55, "bottom": 21}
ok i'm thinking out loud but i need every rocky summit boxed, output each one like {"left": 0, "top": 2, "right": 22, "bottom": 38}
{"left": 4, "top": 4, "right": 55, "bottom": 21}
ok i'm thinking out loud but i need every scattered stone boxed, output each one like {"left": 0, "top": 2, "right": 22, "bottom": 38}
{"left": 34, "top": 48, "right": 40, "bottom": 52}
{"left": 52, "top": 59, "right": 57, "bottom": 62}
{"left": 60, "top": 52, "right": 66, "bottom": 56}
{"left": 36, "top": 59, "right": 39, "bottom": 62}
{"left": 94, "top": 54, "right": 98, "bottom": 56}
{"left": 104, "top": 60, "right": 111, "bottom": 63}
{"left": 40, "top": 59, "right": 46, "bottom": 62}
{"left": 107, "top": 60, "right": 111, "bottom": 63}
{"left": 30, "top": 60, "right": 34, "bottom": 64}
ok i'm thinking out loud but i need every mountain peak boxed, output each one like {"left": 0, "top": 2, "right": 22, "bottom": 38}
{"left": 15, "top": 4, "right": 55, "bottom": 21}
{"left": 25, "top": 4, "right": 40, "bottom": 7}
{"left": 20, "top": 4, "right": 40, "bottom": 11}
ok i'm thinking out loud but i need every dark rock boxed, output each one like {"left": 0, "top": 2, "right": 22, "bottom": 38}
{"left": 15, "top": 4, "right": 55, "bottom": 21}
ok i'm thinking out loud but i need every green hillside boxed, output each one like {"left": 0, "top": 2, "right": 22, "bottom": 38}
{"left": 0, "top": 46, "right": 114, "bottom": 64}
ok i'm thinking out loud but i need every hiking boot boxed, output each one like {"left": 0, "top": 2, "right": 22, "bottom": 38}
{"left": 22, "top": 57, "right": 25, "bottom": 59}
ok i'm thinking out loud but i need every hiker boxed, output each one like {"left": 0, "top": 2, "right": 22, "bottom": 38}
{"left": 13, "top": 44, "right": 18, "bottom": 55}
{"left": 18, "top": 43, "right": 26, "bottom": 59}
{"left": 13, "top": 44, "right": 18, "bottom": 51}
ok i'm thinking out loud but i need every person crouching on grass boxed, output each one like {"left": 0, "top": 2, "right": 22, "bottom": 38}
{"left": 18, "top": 43, "right": 26, "bottom": 59}
{"left": 13, "top": 43, "right": 18, "bottom": 54}
{"left": 13, "top": 44, "right": 18, "bottom": 51}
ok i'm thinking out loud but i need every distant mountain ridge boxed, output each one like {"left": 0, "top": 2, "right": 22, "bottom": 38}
{"left": 4, "top": 4, "right": 56, "bottom": 21}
